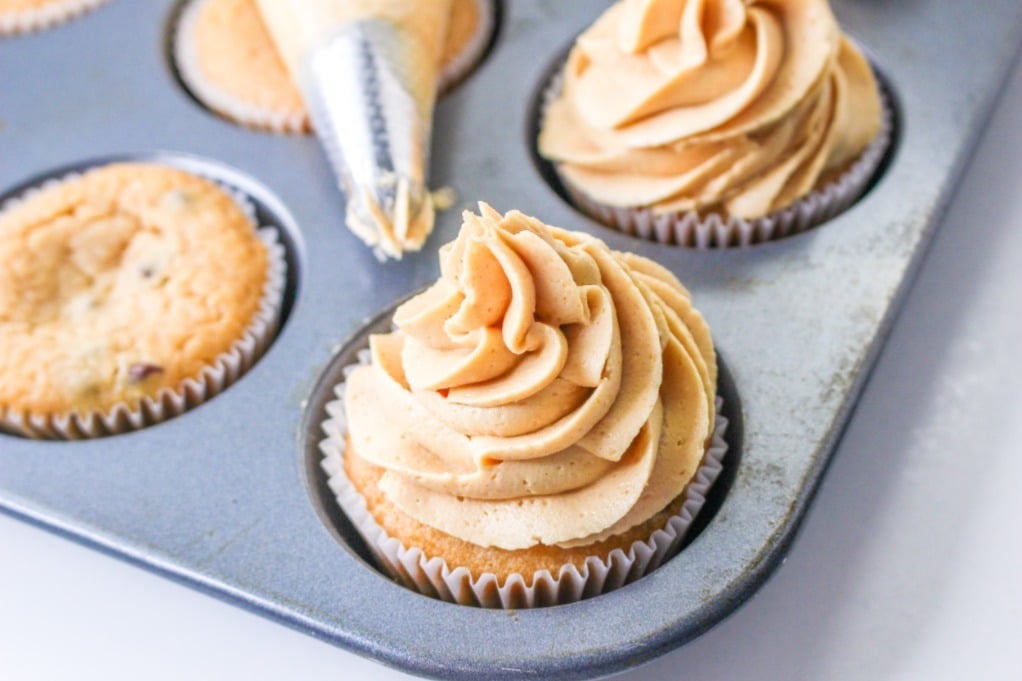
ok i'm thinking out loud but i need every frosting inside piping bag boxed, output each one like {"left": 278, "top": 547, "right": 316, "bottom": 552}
{"left": 255, "top": 0, "right": 453, "bottom": 258}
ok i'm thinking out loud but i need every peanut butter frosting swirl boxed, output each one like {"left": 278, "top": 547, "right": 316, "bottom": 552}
{"left": 344, "top": 204, "right": 716, "bottom": 550}
{"left": 538, "top": 0, "right": 882, "bottom": 219}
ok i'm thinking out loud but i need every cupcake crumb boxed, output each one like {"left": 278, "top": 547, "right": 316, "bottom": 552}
{"left": 431, "top": 186, "right": 458, "bottom": 212}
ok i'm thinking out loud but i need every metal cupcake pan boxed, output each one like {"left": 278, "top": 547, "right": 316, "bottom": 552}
{"left": 1, "top": 1, "right": 1020, "bottom": 679}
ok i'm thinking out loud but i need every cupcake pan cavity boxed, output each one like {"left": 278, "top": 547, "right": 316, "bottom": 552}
{"left": 0, "top": 1, "right": 1020, "bottom": 679}
{"left": 304, "top": 302, "right": 740, "bottom": 608}
{"left": 0, "top": 154, "right": 297, "bottom": 438}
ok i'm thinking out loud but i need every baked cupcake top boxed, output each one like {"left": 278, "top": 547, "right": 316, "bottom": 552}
{"left": 0, "top": 163, "right": 269, "bottom": 418}
{"left": 344, "top": 203, "right": 716, "bottom": 550}
{"left": 539, "top": 0, "right": 882, "bottom": 219}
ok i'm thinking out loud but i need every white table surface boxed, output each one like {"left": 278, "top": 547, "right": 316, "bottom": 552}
{"left": 3, "top": 47, "right": 1022, "bottom": 681}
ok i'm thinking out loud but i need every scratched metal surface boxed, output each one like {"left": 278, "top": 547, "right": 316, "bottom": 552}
{"left": 1, "top": 1, "right": 1021, "bottom": 680}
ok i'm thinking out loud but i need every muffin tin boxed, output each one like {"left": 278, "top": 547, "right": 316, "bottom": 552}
{"left": 1, "top": 1, "right": 1021, "bottom": 679}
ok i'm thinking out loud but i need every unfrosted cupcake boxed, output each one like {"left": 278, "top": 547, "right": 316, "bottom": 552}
{"left": 320, "top": 202, "right": 727, "bottom": 608}
{"left": 0, "top": 0, "right": 109, "bottom": 36}
{"left": 174, "top": 0, "right": 496, "bottom": 133}
{"left": 0, "top": 162, "right": 286, "bottom": 438}
{"left": 538, "top": 0, "right": 890, "bottom": 247}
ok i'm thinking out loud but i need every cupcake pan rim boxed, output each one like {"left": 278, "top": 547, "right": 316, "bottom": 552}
{"left": 1, "top": 1, "right": 1021, "bottom": 680}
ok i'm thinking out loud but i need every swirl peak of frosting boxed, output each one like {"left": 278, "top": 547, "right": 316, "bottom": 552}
{"left": 539, "top": 0, "right": 882, "bottom": 219}
{"left": 344, "top": 203, "right": 717, "bottom": 549}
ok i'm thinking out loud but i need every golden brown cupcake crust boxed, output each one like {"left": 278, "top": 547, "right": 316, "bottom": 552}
{"left": 0, "top": 162, "right": 269, "bottom": 417}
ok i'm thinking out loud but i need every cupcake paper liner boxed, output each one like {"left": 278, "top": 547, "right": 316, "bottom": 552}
{"left": 0, "top": 168, "right": 288, "bottom": 439}
{"left": 173, "top": 0, "right": 495, "bottom": 134}
{"left": 0, "top": 0, "right": 110, "bottom": 36}
{"left": 319, "top": 349, "right": 729, "bottom": 609}
{"left": 173, "top": 0, "right": 310, "bottom": 134}
{"left": 541, "top": 69, "right": 894, "bottom": 248}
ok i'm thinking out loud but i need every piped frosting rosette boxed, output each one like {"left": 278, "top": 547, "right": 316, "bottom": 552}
{"left": 323, "top": 203, "right": 727, "bottom": 607}
{"left": 539, "top": 0, "right": 890, "bottom": 247}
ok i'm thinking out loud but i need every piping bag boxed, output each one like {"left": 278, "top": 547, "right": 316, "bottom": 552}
{"left": 256, "top": 0, "right": 454, "bottom": 259}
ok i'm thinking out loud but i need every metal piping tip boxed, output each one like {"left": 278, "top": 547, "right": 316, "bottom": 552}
{"left": 299, "top": 19, "right": 438, "bottom": 260}
{"left": 345, "top": 173, "right": 435, "bottom": 260}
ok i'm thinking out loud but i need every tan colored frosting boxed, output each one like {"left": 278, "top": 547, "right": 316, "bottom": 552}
{"left": 344, "top": 203, "right": 716, "bottom": 550}
{"left": 539, "top": 0, "right": 882, "bottom": 219}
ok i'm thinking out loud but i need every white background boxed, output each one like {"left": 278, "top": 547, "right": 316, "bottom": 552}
{"left": 3, "top": 51, "right": 1022, "bottom": 681}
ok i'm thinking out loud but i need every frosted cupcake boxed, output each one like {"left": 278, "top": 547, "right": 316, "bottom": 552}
{"left": 174, "top": 0, "right": 496, "bottom": 133}
{"left": 0, "top": 162, "right": 286, "bottom": 438}
{"left": 538, "top": 0, "right": 890, "bottom": 247}
{"left": 320, "top": 202, "right": 728, "bottom": 607}
{"left": 0, "top": 0, "right": 109, "bottom": 36}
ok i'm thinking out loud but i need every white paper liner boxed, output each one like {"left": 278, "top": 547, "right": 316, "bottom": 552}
{"left": 173, "top": 0, "right": 310, "bottom": 134}
{"left": 173, "top": 0, "right": 494, "bottom": 134}
{"left": 318, "top": 349, "right": 729, "bottom": 609}
{"left": 540, "top": 67, "right": 894, "bottom": 248}
{"left": 436, "top": 0, "right": 496, "bottom": 94}
{"left": 0, "top": 0, "right": 109, "bottom": 36}
{"left": 0, "top": 166, "right": 288, "bottom": 439}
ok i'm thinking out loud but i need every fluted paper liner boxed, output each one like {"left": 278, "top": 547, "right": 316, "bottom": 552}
{"left": 319, "top": 349, "right": 729, "bottom": 609}
{"left": 0, "top": 0, "right": 109, "bottom": 36}
{"left": 541, "top": 69, "right": 894, "bottom": 248}
{"left": 0, "top": 169, "right": 288, "bottom": 439}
